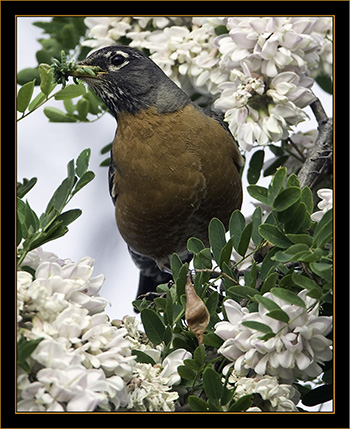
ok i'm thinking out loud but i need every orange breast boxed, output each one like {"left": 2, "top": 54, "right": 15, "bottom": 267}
{"left": 111, "top": 105, "right": 243, "bottom": 266}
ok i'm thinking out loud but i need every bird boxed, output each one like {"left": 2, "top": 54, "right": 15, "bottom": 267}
{"left": 76, "top": 46, "right": 243, "bottom": 298}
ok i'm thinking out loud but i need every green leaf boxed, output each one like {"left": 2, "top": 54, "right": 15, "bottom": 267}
{"left": 263, "top": 154, "right": 289, "bottom": 177}
{"left": 75, "top": 148, "right": 91, "bottom": 178}
{"left": 258, "top": 224, "right": 292, "bottom": 248}
{"left": 228, "top": 285, "right": 260, "bottom": 300}
{"left": 247, "top": 185, "right": 269, "bottom": 205}
{"left": 100, "top": 142, "right": 113, "bottom": 155}
{"left": 17, "top": 79, "right": 35, "bottom": 112}
{"left": 209, "top": 218, "right": 226, "bottom": 266}
{"left": 193, "top": 344, "right": 206, "bottom": 367}
{"left": 47, "top": 176, "right": 74, "bottom": 213}
{"left": 187, "top": 237, "right": 205, "bottom": 254}
{"left": 202, "top": 333, "right": 223, "bottom": 348}
{"left": 261, "top": 272, "right": 278, "bottom": 294}
{"left": 270, "top": 287, "right": 306, "bottom": 308}
{"left": 203, "top": 366, "right": 223, "bottom": 400}
{"left": 28, "top": 222, "right": 69, "bottom": 251}
{"left": 273, "top": 187, "right": 301, "bottom": 212}
{"left": 177, "top": 364, "right": 196, "bottom": 381}
{"left": 254, "top": 294, "right": 281, "bottom": 312}
{"left": 251, "top": 206, "right": 263, "bottom": 245}
{"left": 302, "top": 384, "right": 333, "bottom": 406}
{"left": 188, "top": 395, "right": 209, "bottom": 411}
{"left": 17, "top": 337, "right": 44, "bottom": 371}
{"left": 229, "top": 209, "right": 245, "bottom": 251}
{"left": 170, "top": 253, "right": 183, "bottom": 280}
{"left": 301, "top": 187, "right": 314, "bottom": 213}
{"left": 316, "top": 74, "right": 333, "bottom": 95}
{"left": 38, "top": 63, "right": 55, "bottom": 96}
{"left": 241, "top": 320, "right": 273, "bottom": 334}
{"left": 268, "top": 167, "right": 287, "bottom": 205}
{"left": 76, "top": 98, "right": 89, "bottom": 120}
{"left": 84, "top": 89, "right": 104, "bottom": 115}
{"left": 17, "top": 67, "right": 41, "bottom": 86}
{"left": 71, "top": 171, "right": 95, "bottom": 195}
{"left": 292, "top": 274, "right": 322, "bottom": 294}
{"left": 309, "top": 262, "right": 332, "bottom": 282}
{"left": 184, "top": 357, "right": 201, "bottom": 372}
{"left": 28, "top": 91, "right": 47, "bottom": 111}
{"left": 131, "top": 350, "right": 156, "bottom": 365}
{"left": 214, "top": 24, "right": 229, "bottom": 35}
{"left": 219, "top": 239, "right": 233, "bottom": 268}
{"left": 165, "top": 289, "right": 173, "bottom": 326}
{"left": 175, "top": 262, "right": 189, "bottom": 299}
{"left": 260, "top": 247, "right": 280, "bottom": 280}
{"left": 17, "top": 213, "right": 23, "bottom": 246}
{"left": 228, "top": 394, "right": 253, "bottom": 412}
{"left": 266, "top": 309, "right": 290, "bottom": 323}
{"left": 193, "top": 248, "right": 212, "bottom": 269}
{"left": 284, "top": 202, "right": 311, "bottom": 234}
{"left": 140, "top": 308, "right": 165, "bottom": 345}
{"left": 237, "top": 222, "right": 253, "bottom": 256}
{"left": 54, "top": 83, "right": 86, "bottom": 100}
{"left": 205, "top": 291, "right": 219, "bottom": 316}
{"left": 286, "top": 174, "right": 300, "bottom": 188}
{"left": 17, "top": 177, "right": 37, "bottom": 199}
{"left": 100, "top": 157, "right": 111, "bottom": 167}
{"left": 272, "top": 246, "right": 309, "bottom": 263}
{"left": 313, "top": 209, "right": 332, "bottom": 248}
{"left": 247, "top": 149, "right": 265, "bottom": 184}
{"left": 44, "top": 106, "right": 77, "bottom": 122}
{"left": 285, "top": 233, "right": 313, "bottom": 246}
{"left": 55, "top": 209, "right": 82, "bottom": 227}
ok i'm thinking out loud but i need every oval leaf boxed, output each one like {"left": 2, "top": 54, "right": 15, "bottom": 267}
{"left": 203, "top": 366, "right": 223, "bottom": 401}
{"left": 17, "top": 79, "right": 35, "bottom": 112}
{"left": 241, "top": 321, "right": 273, "bottom": 334}
{"left": 54, "top": 83, "right": 86, "bottom": 100}
{"left": 266, "top": 309, "right": 290, "bottom": 323}
{"left": 140, "top": 308, "right": 165, "bottom": 345}
{"left": 187, "top": 237, "right": 205, "bottom": 254}
{"left": 44, "top": 107, "right": 77, "bottom": 122}
{"left": 209, "top": 218, "right": 226, "bottom": 265}
{"left": 273, "top": 187, "right": 301, "bottom": 212}
{"left": 259, "top": 224, "right": 292, "bottom": 248}
{"left": 247, "top": 149, "right": 265, "bottom": 184}
{"left": 270, "top": 287, "right": 306, "bottom": 308}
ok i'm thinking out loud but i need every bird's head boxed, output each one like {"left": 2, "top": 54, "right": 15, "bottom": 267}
{"left": 76, "top": 46, "right": 190, "bottom": 117}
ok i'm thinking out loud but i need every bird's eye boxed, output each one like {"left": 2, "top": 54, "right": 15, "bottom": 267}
{"left": 111, "top": 54, "right": 127, "bottom": 67}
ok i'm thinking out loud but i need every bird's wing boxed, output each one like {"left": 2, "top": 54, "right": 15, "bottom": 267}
{"left": 202, "top": 107, "right": 243, "bottom": 171}
{"left": 108, "top": 150, "right": 118, "bottom": 204}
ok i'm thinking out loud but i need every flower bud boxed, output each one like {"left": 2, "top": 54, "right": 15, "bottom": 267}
{"left": 185, "top": 276, "right": 210, "bottom": 345}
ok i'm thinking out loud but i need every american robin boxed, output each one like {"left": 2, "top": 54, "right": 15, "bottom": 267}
{"left": 76, "top": 46, "right": 243, "bottom": 297}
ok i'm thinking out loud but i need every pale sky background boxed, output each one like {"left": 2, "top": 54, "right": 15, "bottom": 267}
{"left": 17, "top": 17, "right": 332, "bottom": 318}
{"left": 17, "top": 16, "right": 333, "bottom": 412}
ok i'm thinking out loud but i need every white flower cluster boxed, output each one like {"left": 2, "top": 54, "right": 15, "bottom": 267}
{"left": 17, "top": 248, "right": 190, "bottom": 412}
{"left": 125, "top": 348, "right": 191, "bottom": 412}
{"left": 215, "top": 290, "right": 332, "bottom": 383}
{"left": 82, "top": 16, "right": 332, "bottom": 151}
{"left": 311, "top": 188, "right": 333, "bottom": 221}
{"left": 223, "top": 370, "right": 300, "bottom": 411}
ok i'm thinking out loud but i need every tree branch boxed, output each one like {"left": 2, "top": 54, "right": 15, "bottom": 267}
{"left": 298, "top": 98, "right": 333, "bottom": 189}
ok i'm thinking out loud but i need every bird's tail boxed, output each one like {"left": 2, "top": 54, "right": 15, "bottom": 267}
{"left": 128, "top": 246, "right": 191, "bottom": 297}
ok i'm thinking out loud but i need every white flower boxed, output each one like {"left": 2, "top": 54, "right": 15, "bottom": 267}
{"left": 17, "top": 248, "right": 134, "bottom": 411}
{"left": 125, "top": 363, "right": 179, "bottom": 412}
{"left": 311, "top": 189, "right": 333, "bottom": 221}
{"left": 215, "top": 290, "right": 332, "bottom": 383}
{"left": 159, "top": 348, "right": 192, "bottom": 386}
{"left": 223, "top": 369, "right": 300, "bottom": 411}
